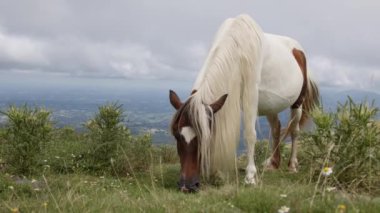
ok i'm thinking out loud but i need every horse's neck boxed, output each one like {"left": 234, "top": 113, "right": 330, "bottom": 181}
{"left": 193, "top": 15, "right": 264, "bottom": 104}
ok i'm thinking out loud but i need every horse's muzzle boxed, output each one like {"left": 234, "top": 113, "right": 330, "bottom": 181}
{"left": 177, "top": 177, "right": 200, "bottom": 193}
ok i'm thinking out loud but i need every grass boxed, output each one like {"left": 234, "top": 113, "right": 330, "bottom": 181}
{"left": 1, "top": 152, "right": 380, "bottom": 213}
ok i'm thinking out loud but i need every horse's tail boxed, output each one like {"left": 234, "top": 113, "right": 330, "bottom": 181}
{"left": 280, "top": 78, "right": 319, "bottom": 141}
{"left": 299, "top": 78, "right": 320, "bottom": 128}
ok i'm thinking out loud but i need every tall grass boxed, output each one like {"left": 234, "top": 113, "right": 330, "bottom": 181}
{"left": 301, "top": 97, "right": 380, "bottom": 194}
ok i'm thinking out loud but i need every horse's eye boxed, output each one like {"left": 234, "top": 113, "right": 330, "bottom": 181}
{"left": 174, "top": 133, "right": 181, "bottom": 140}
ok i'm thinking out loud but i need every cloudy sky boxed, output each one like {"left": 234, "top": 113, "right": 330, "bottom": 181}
{"left": 0, "top": 0, "right": 379, "bottom": 92}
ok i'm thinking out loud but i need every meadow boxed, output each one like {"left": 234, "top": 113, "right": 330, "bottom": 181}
{"left": 0, "top": 99, "right": 379, "bottom": 212}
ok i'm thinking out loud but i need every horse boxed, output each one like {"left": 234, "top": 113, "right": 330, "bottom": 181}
{"left": 169, "top": 14, "right": 319, "bottom": 192}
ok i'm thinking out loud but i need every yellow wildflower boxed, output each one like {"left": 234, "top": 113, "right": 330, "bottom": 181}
{"left": 337, "top": 204, "right": 346, "bottom": 213}
{"left": 10, "top": 207, "right": 19, "bottom": 213}
{"left": 42, "top": 202, "right": 48, "bottom": 208}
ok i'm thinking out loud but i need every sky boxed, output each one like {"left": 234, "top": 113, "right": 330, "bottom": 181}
{"left": 0, "top": 0, "right": 379, "bottom": 93}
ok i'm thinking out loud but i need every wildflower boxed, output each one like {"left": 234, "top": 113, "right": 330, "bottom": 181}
{"left": 34, "top": 188, "right": 41, "bottom": 191}
{"left": 10, "top": 207, "right": 19, "bottom": 213}
{"left": 100, "top": 176, "right": 105, "bottom": 179}
{"left": 278, "top": 206, "right": 290, "bottom": 213}
{"left": 322, "top": 167, "right": 333, "bottom": 176}
{"left": 337, "top": 204, "right": 346, "bottom": 213}
{"left": 31, "top": 179, "right": 37, "bottom": 183}
{"left": 280, "top": 194, "right": 287, "bottom": 198}
{"left": 55, "top": 156, "right": 60, "bottom": 159}
{"left": 43, "top": 159, "right": 47, "bottom": 163}
{"left": 8, "top": 185, "right": 14, "bottom": 190}
{"left": 71, "top": 154, "right": 76, "bottom": 158}
{"left": 42, "top": 202, "right": 48, "bottom": 208}
{"left": 326, "top": 186, "right": 336, "bottom": 192}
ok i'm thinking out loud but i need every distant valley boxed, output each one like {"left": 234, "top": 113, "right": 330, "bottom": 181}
{"left": 0, "top": 84, "right": 379, "bottom": 150}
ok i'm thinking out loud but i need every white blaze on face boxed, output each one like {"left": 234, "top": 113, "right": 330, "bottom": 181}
{"left": 180, "top": 126, "right": 196, "bottom": 144}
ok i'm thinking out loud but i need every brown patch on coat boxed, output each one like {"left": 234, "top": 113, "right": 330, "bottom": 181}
{"left": 291, "top": 48, "right": 308, "bottom": 109}
{"left": 291, "top": 49, "right": 320, "bottom": 127}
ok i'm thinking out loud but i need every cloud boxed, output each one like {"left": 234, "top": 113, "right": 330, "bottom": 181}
{"left": 0, "top": 0, "right": 379, "bottom": 92}
{"left": 0, "top": 28, "right": 178, "bottom": 79}
{"left": 0, "top": 28, "right": 48, "bottom": 67}
{"left": 309, "top": 55, "right": 380, "bottom": 91}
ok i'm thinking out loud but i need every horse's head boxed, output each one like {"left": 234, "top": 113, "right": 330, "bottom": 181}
{"left": 169, "top": 90, "right": 227, "bottom": 192}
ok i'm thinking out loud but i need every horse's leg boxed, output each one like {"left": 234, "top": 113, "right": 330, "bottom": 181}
{"left": 264, "top": 114, "right": 281, "bottom": 170}
{"left": 243, "top": 84, "right": 259, "bottom": 185}
{"left": 288, "top": 107, "right": 302, "bottom": 172}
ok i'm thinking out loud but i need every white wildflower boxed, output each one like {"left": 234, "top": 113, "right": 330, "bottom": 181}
{"left": 326, "top": 187, "right": 336, "bottom": 192}
{"left": 278, "top": 206, "right": 290, "bottom": 213}
{"left": 322, "top": 167, "right": 333, "bottom": 176}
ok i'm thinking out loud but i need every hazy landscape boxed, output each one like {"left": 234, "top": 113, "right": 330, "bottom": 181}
{"left": 1, "top": 79, "right": 379, "bottom": 147}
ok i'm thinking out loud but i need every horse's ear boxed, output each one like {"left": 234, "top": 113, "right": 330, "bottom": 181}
{"left": 169, "top": 90, "right": 182, "bottom": 110}
{"left": 210, "top": 94, "right": 228, "bottom": 114}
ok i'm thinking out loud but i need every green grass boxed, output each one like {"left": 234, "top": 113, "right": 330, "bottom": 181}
{"left": 1, "top": 158, "right": 380, "bottom": 213}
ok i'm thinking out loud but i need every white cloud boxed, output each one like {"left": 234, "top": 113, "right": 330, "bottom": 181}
{"left": 0, "top": 28, "right": 48, "bottom": 66}
{"left": 309, "top": 55, "right": 379, "bottom": 91}
{"left": 0, "top": 29, "right": 175, "bottom": 79}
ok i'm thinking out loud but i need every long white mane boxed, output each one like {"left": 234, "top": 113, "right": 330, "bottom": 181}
{"left": 189, "top": 14, "right": 264, "bottom": 179}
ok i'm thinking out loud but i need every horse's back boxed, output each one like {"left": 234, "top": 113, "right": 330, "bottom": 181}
{"left": 258, "top": 33, "right": 305, "bottom": 115}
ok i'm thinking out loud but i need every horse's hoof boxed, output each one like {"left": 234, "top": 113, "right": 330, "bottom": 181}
{"left": 288, "top": 167, "right": 298, "bottom": 173}
{"left": 244, "top": 177, "right": 257, "bottom": 185}
{"left": 263, "top": 158, "right": 279, "bottom": 171}
{"left": 264, "top": 164, "right": 278, "bottom": 171}
{"left": 288, "top": 159, "right": 298, "bottom": 173}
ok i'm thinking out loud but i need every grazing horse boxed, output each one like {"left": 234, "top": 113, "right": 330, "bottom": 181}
{"left": 169, "top": 14, "right": 319, "bottom": 192}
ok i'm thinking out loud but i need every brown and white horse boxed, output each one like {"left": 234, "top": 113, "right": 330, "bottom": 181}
{"left": 169, "top": 14, "right": 319, "bottom": 192}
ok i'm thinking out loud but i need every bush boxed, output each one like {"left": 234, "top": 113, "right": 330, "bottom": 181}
{"left": 0, "top": 105, "right": 52, "bottom": 175}
{"left": 301, "top": 97, "right": 380, "bottom": 194}
{"left": 84, "top": 103, "right": 152, "bottom": 175}
{"left": 85, "top": 103, "right": 128, "bottom": 172}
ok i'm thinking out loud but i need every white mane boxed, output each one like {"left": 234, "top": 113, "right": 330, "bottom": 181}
{"left": 189, "top": 14, "right": 264, "bottom": 179}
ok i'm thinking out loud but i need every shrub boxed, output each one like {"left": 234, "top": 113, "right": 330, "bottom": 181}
{"left": 85, "top": 103, "right": 127, "bottom": 172}
{"left": 85, "top": 103, "right": 152, "bottom": 175}
{"left": 0, "top": 105, "right": 52, "bottom": 175}
{"left": 301, "top": 97, "right": 380, "bottom": 194}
